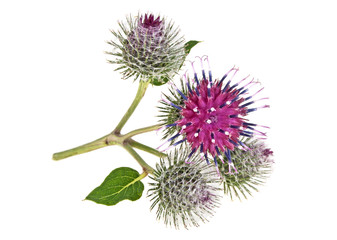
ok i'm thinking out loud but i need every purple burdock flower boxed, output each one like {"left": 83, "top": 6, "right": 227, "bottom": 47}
{"left": 107, "top": 13, "right": 185, "bottom": 84}
{"left": 158, "top": 56, "right": 269, "bottom": 174}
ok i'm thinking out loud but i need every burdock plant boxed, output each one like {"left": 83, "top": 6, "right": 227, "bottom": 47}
{"left": 53, "top": 12, "right": 274, "bottom": 229}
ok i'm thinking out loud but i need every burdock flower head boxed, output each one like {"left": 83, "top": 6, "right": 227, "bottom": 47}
{"left": 158, "top": 56, "right": 270, "bottom": 174}
{"left": 107, "top": 13, "right": 186, "bottom": 84}
{"left": 219, "top": 138, "right": 274, "bottom": 199}
{"left": 148, "top": 147, "right": 221, "bottom": 229}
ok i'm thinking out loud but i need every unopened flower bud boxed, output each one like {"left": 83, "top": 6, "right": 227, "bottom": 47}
{"left": 107, "top": 13, "right": 185, "bottom": 84}
{"left": 148, "top": 147, "right": 221, "bottom": 229}
{"left": 219, "top": 139, "right": 274, "bottom": 200}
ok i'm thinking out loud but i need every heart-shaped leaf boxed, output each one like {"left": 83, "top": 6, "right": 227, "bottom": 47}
{"left": 86, "top": 167, "right": 145, "bottom": 206}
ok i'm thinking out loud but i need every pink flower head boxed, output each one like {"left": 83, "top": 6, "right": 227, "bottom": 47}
{"left": 159, "top": 56, "right": 269, "bottom": 174}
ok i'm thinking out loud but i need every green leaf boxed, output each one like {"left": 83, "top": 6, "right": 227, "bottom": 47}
{"left": 151, "top": 76, "right": 170, "bottom": 86}
{"left": 184, "top": 40, "right": 201, "bottom": 54}
{"left": 86, "top": 167, "right": 145, "bottom": 206}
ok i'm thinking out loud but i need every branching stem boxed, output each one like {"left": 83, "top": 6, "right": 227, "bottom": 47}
{"left": 52, "top": 80, "right": 164, "bottom": 175}
{"left": 52, "top": 135, "right": 112, "bottom": 160}
{"left": 123, "top": 124, "right": 162, "bottom": 139}
{"left": 128, "top": 139, "right": 167, "bottom": 158}
{"left": 122, "top": 144, "right": 155, "bottom": 175}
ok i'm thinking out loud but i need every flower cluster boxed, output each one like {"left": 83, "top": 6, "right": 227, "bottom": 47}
{"left": 154, "top": 57, "right": 274, "bottom": 227}
{"left": 107, "top": 13, "right": 185, "bottom": 84}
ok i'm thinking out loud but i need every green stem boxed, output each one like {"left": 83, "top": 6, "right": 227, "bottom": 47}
{"left": 53, "top": 80, "right": 152, "bottom": 161}
{"left": 52, "top": 124, "right": 163, "bottom": 161}
{"left": 123, "top": 124, "right": 162, "bottom": 139}
{"left": 122, "top": 144, "right": 154, "bottom": 174}
{"left": 128, "top": 139, "right": 167, "bottom": 158}
{"left": 52, "top": 135, "right": 112, "bottom": 161}
{"left": 113, "top": 80, "right": 150, "bottom": 134}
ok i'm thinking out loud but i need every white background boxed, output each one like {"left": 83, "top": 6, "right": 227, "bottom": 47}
{"left": 1, "top": 0, "right": 336, "bottom": 239}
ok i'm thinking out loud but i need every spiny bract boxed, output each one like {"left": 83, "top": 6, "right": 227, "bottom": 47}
{"left": 107, "top": 13, "right": 186, "bottom": 84}
{"left": 148, "top": 147, "right": 221, "bottom": 229}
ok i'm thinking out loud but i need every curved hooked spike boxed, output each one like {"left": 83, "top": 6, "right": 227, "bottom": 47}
{"left": 258, "top": 124, "right": 270, "bottom": 129}
{"left": 189, "top": 60, "right": 200, "bottom": 85}
{"left": 156, "top": 132, "right": 181, "bottom": 150}
{"left": 250, "top": 128, "right": 267, "bottom": 136}
{"left": 204, "top": 151, "right": 210, "bottom": 165}
{"left": 156, "top": 125, "right": 166, "bottom": 135}
{"left": 161, "top": 138, "right": 187, "bottom": 152}
{"left": 189, "top": 60, "right": 196, "bottom": 71}
{"left": 230, "top": 67, "right": 240, "bottom": 81}
{"left": 199, "top": 143, "right": 210, "bottom": 165}
{"left": 237, "top": 74, "right": 251, "bottom": 86}
{"left": 202, "top": 55, "right": 213, "bottom": 85}
{"left": 224, "top": 150, "right": 238, "bottom": 174}
{"left": 213, "top": 156, "right": 221, "bottom": 177}
{"left": 165, "top": 123, "right": 178, "bottom": 128}
{"left": 183, "top": 70, "right": 188, "bottom": 78}
{"left": 202, "top": 55, "right": 210, "bottom": 69}
{"left": 243, "top": 122, "right": 270, "bottom": 129}
{"left": 185, "top": 147, "right": 197, "bottom": 164}
{"left": 161, "top": 95, "right": 182, "bottom": 110}
{"left": 222, "top": 67, "right": 240, "bottom": 93}
{"left": 195, "top": 56, "right": 204, "bottom": 67}
{"left": 238, "top": 140, "right": 251, "bottom": 151}
{"left": 228, "top": 162, "right": 238, "bottom": 174}
{"left": 246, "top": 79, "right": 262, "bottom": 91}
{"left": 228, "top": 65, "right": 236, "bottom": 73}
{"left": 183, "top": 71, "right": 193, "bottom": 94}
{"left": 229, "top": 74, "right": 251, "bottom": 95}
{"left": 195, "top": 56, "right": 206, "bottom": 80}
{"left": 168, "top": 80, "right": 188, "bottom": 100}
{"left": 247, "top": 105, "right": 270, "bottom": 113}
{"left": 202, "top": 55, "right": 209, "bottom": 61}
{"left": 215, "top": 146, "right": 225, "bottom": 164}
{"left": 187, "top": 62, "right": 200, "bottom": 95}
{"left": 185, "top": 159, "right": 194, "bottom": 164}
{"left": 240, "top": 100, "right": 255, "bottom": 108}
{"left": 218, "top": 65, "right": 236, "bottom": 87}
{"left": 250, "top": 87, "right": 265, "bottom": 98}
{"left": 242, "top": 77, "right": 257, "bottom": 90}
{"left": 255, "top": 97, "right": 269, "bottom": 102}
{"left": 260, "top": 104, "right": 270, "bottom": 109}
{"left": 156, "top": 140, "right": 169, "bottom": 150}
